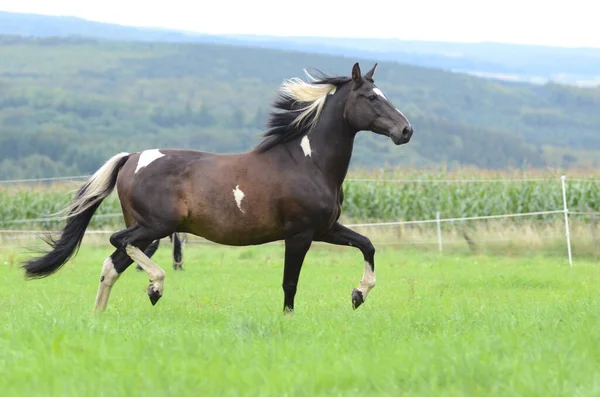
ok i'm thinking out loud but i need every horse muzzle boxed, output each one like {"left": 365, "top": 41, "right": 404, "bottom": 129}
{"left": 390, "top": 125, "right": 413, "bottom": 145}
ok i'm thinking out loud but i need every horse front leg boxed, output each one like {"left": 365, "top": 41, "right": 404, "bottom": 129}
{"left": 282, "top": 232, "right": 313, "bottom": 314}
{"left": 315, "top": 222, "right": 376, "bottom": 310}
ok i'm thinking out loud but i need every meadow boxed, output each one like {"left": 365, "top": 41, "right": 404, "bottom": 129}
{"left": 1, "top": 243, "right": 599, "bottom": 396}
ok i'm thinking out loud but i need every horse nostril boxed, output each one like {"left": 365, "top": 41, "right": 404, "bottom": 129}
{"left": 402, "top": 126, "right": 413, "bottom": 137}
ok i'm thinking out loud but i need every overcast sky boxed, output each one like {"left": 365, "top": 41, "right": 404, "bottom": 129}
{"left": 1, "top": 0, "right": 597, "bottom": 48}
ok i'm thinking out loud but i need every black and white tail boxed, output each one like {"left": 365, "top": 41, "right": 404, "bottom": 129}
{"left": 22, "top": 152, "right": 131, "bottom": 279}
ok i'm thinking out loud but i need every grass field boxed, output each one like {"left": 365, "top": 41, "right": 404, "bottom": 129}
{"left": 1, "top": 242, "right": 599, "bottom": 396}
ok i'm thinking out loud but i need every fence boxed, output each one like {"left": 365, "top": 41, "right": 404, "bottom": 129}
{"left": 2, "top": 173, "right": 600, "bottom": 267}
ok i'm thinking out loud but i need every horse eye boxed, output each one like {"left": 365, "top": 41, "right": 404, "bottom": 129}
{"left": 368, "top": 95, "right": 377, "bottom": 101}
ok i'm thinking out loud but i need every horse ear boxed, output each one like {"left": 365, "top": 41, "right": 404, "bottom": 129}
{"left": 351, "top": 63, "right": 362, "bottom": 82}
{"left": 364, "top": 63, "right": 377, "bottom": 80}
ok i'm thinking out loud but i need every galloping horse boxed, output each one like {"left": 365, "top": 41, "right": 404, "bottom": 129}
{"left": 22, "top": 63, "right": 413, "bottom": 313}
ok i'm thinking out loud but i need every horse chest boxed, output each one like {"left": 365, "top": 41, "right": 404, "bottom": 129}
{"left": 301, "top": 189, "right": 342, "bottom": 230}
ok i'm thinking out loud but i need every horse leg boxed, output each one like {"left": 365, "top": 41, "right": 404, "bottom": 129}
{"left": 94, "top": 249, "right": 134, "bottom": 312}
{"left": 109, "top": 224, "right": 171, "bottom": 306}
{"left": 172, "top": 233, "right": 185, "bottom": 271}
{"left": 282, "top": 232, "right": 313, "bottom": 313}
{"left": 315, "top": 222, "right": 376, "bottom": 310}
{"left": 137, "top": 239, "right": 160, "bottom": 271}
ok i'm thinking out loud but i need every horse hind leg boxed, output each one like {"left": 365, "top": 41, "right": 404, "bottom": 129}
{"left": 94, "top": 249, "right": 134, "bottom": 312}
{"left": 109, "top": 224, "right": 172, "bottom": 306}
{"left": 128, "top": 245, "right": 166, "bottom": 305}
{"left": 136, "top": 239, "right": 161, "bottom": 271}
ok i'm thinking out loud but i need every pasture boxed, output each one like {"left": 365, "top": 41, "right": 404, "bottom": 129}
{"left": 1, "top": 243, "right": 599, "bottom": 396}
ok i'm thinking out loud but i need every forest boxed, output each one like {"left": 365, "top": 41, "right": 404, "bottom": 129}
{"left": 1, "top": 35, "right": 600, "bottom": 179}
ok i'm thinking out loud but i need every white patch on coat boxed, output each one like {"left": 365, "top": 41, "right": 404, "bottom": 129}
{"left": 135, "top": 149, "right": 165, "bottom": 173}
{"left": 373, "top": 87, "right": 387, "bottom": 99}
{"left": 300, "top": 135, "right": 312, "bottom": 157}
{"left": 233, "top": 185, "right": 245, "bottom": 213}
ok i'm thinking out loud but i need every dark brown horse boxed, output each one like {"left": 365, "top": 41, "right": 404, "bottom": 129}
{"left": 22, "top": 62, "right": 413, "bottom": 313}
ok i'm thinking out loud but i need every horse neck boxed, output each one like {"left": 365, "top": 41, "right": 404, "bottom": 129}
{"left": 307, "top": 98, "right": 356, "bottom": 188}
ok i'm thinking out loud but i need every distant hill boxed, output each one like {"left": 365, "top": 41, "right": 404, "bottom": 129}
{"left": 1, "top": 11, "right": 600, "bottom": 87}
{"left": 1, "top": 34, "right": 599, "bottom": 179}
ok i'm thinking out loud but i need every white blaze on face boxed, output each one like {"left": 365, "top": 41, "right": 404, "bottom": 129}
{"left": 373, "top": 87, "right": 387, "bottom": 99}
{"left": 233, "top": 185, "right": 245, "bottom": 213}
{"left": 135, "top": 149, "right": 165, "bottom": 173}
{"left": 396, "top": 107, "right": 410, "bottom": 122}
{"left": 358, "top": 261, "right": 376, "bottom": 299}
{"left": 300, "top": 135, "right": 312, "bottom": 157}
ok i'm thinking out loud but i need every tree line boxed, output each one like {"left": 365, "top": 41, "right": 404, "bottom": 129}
{"left": 1, "top": 35, "right": 599, "bottom": 179}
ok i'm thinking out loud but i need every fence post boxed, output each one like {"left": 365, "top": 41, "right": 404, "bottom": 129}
{"left": 436, "top": 211, "right": 443, "bottom": 253}
{"left": 561, "top": 175, "right": 573, "bottom": 268}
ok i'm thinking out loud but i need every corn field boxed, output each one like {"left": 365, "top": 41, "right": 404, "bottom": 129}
{"left": 1, "top": 173, "right": 599, "bottom": 230}
{"left": 0, "top": 189, "right": 122, "bottom": 229}
{"left": 342, "top": 178, "right": 600, "bottom": 223}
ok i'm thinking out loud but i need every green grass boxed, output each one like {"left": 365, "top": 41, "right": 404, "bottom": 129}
{"left": 1, "top": 243, "right": 599, "bottom": 396}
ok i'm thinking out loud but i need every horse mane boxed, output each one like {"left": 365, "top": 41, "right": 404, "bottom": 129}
{"left": 254, "top": 70, "right": 352, "bottom": 153}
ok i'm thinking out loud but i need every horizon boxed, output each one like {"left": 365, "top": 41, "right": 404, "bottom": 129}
{"left": 0, "top": 0, "right": 598, "bottom": 49}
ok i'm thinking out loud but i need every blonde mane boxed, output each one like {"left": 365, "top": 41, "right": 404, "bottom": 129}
{"left": 278, "top": 70, "right": 337, "bottom": 133}
{"left": 255, "top": 70, "right": 351, "bottom": 153}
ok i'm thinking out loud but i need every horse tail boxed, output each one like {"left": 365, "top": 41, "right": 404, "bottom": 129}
{"left": 22, "top": 152, "right": 131, "bottom": 279}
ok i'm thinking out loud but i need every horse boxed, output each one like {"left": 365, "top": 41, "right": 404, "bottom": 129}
{"left": 136, "top": 233, "right": 187, "bottom": 271}
{"left": 21, "top": 62, "right": 413, "bottom": 313}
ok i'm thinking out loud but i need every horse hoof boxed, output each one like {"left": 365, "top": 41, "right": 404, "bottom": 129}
{"left": 283, "top": 307, "right": 294, "bottom": 316}
{"left": 351, "top": 288, "right": 364, "bottom": 310}
{"left": 148, "top": 285, "right": 162, "bottom": 306}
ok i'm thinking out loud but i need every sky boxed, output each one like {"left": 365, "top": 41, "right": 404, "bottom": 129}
{"left": 0, "top": 0, "right": 598, "bottom": 48}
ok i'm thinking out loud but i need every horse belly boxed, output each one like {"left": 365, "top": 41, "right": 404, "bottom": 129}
{"left": 184, "top": 199, "right": 283, "bottom": 246}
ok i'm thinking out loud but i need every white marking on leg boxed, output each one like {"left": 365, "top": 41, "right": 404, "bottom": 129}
{"left": 300, "top": 135, "right": 312, "bottom": 157}
{"left": 125, "top": 244, "right": 166, "bottom": 296}
{"left": 94, "top": 256, "right": 121, "bottom": 312}
{"left": 135, "top": 149, "right": 165, "bottom": 173}
{"left": 358, "top": 261, "right": 376, "bottom": 300}
{"left": 232, "top": 185, "right": 245, "bottom": 213}
{"left": 373, "top": 87, "right": 387, "bottom": 99}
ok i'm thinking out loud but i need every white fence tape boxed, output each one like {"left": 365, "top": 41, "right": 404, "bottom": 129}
{"left": 0, "top": 175, "right": 89, "bottom": 184}
{"left": 4, "top": 174, "right": 600, "bottom": 185}
{"left": 345, "top": 210, "right": 565, "bottom": 228}
{"left": 3, "top": 213, "right": 123, "bottom": 224}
